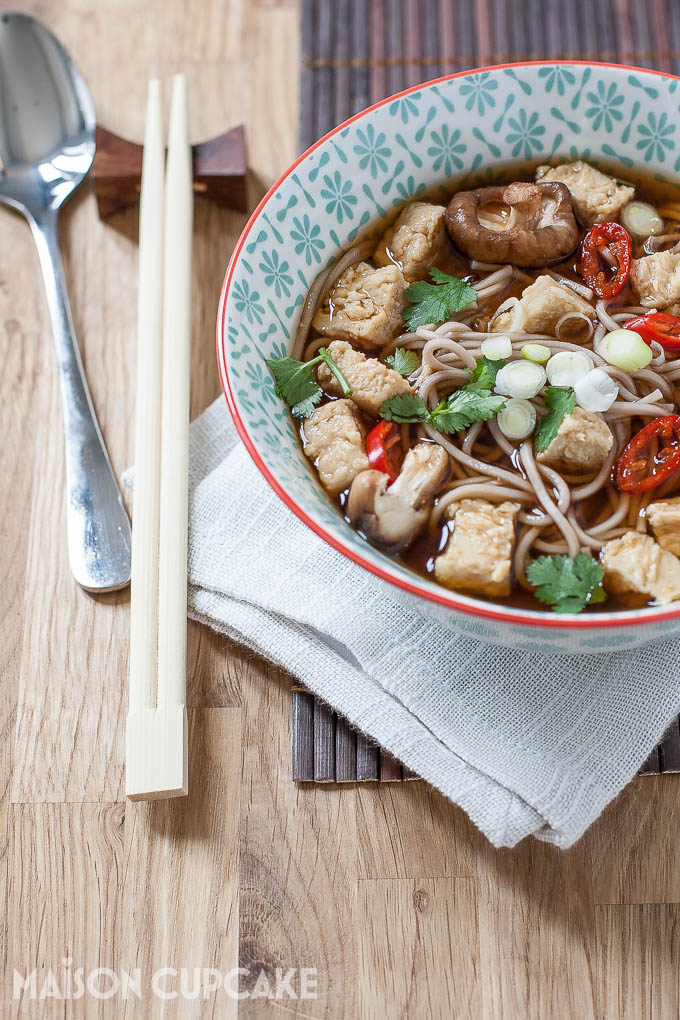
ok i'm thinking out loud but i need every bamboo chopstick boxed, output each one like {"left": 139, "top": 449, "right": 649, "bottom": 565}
{"left": 125, "top": 75, "right": 192, "bottom": 801}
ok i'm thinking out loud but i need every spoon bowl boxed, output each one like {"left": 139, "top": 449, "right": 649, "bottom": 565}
{"left": 0, "top": 13, "right": 131, "bottom": 591}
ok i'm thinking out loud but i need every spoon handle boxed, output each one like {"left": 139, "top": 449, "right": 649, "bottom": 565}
{"left": 30, "top": 207, "right": 132, "bottom": 591}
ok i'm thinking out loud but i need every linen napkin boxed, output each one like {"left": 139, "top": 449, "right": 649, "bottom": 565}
{"left": 186, "top": 396, "right": 680, "bottom": 848}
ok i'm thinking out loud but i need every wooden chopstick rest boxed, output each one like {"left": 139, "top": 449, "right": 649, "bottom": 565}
{"left": 92, "top": 124, "right": 247, "bottom": 219}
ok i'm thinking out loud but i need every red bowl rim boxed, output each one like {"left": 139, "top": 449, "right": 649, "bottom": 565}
{"left": 216, "top": 59, "right": 680, "bottom": 632}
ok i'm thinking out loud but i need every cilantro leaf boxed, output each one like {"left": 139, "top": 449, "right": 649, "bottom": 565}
{"left": 379, "top": 393, "right": 430, "bottom": 423}
{"left": 430, "top": 387, "right": 506, "bottom": 434}
{"left": 266, "top": 347, "right": 352, "bottom": 419}
{"left": 468, "top": 357, "right": 505, "bottom": 390}
{"left": 403, "top": 268, "right": 477, "bottom": 331}
{"left": 291, "top": 393, "right": 322, "bottom": 419}
{"left": 526, "top": 554, "right": 607, "bottom": 614}
{"left": 386, "top": 347, "right": 421, "bottom": 377}
{"left": 266, "top": 356, "right": 321, "bottom": 411}
{"left": 535, "top": 386, "right": 575, "bottom": 452}
{"left": 379, "top": 385, "right": 505, "bottom": 433}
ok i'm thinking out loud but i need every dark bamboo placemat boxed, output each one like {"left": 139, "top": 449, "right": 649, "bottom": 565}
{"left": 293, "top": 0, "right": 680, "bottom": 782}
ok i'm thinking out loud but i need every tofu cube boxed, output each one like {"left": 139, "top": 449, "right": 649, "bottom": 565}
{"left": 301, "top": 399, "right": 369, "bottom": 496}
{"left": 536, "top": 407, "right": 613, "bottom": 474}
{"left": 434, "top": 499, "right": 521, "bottom": 598}
{"left": 312, "top": 261, "right": 406, "bottom": 349}
{"left": 535, "top": 160, "right": 634, "bottom": 226}
{"left": 373, "top": 201, "right": 447, "bottom": 282}
{"left": 491, "top": 275, "right": 596, "bottom": 339}
{"left": 602, "top": 531, "right": 680, "bottom": 605}
{"left": 645, "top": 497, "right": 680, "bottom": 556}
{"left": 630, "top": 250, "right": 680, "bottom": 309}
{"left": 316, "top": 339, "right": 411, "bottom": 417}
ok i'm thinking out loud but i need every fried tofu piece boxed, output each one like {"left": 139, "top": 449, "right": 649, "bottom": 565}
{"left": 535, "top": 160, "right": 634, "bottom": 227}
{"left": 536, "top": 407, "right": 613, "bottom": 473}
{"left": 312, "top": 261, "right": 406, "bottom": 349}
{"left": 373, "top": 201, "right": 447, "bottom": 282}
{"left": 316, "top": 339, "right": 411, "bottom": 416}
{"left": 301, "top": 399, "right": 369, "bottom": 496}
{"left": 491, "top": 274, "right": 596, "bottom": 338}
{"left": 630, "top": 250, "right": 680, "bottom": 309}
{"left": 434, "top": 499, "right": 521, "bottom": 598}
{"left": 646, "top": 497, "right": 680, "bottom": 556}
{"left": 602, "top": 531, "right": 680, "bottom": 605}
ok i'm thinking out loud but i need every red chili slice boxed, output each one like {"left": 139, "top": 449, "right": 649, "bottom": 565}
{"left": 615, "top": 415, "right": 680, "bottom": 493}
{"left": 366, "top": 421, "right": 403, "bottom": 483}
{"left": 580, "top": 222, "right": 632, "bottom": 300}
{"left": 625, "top": 312, "right": 680, "bottom": 352}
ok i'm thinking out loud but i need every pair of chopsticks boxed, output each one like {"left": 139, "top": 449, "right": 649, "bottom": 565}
{"left": 125, "top": 76, "right": 192, "bottom": 800}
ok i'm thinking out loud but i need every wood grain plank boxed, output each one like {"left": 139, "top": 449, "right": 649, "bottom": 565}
{"left": 238, "top": 649, "right": 357, "bottom": 1017}
{"left": 476, "top": 840, "right": 598, "bottom": 1019}
{"left": 580, "top": 777, "right": 680, "bottom": 905}
{"left": 5, "top": 802, "right": 125, "bottom": 1018}
{"left": 355, "top": 782, "right": 479, "bottom": 880}
{"left": 356, "top": 877, "right": 480, "bottom": 1020}
{"left": 597, "top": 905, "right": 680, "bottom": 1020}
{"left": 0, "top": 209, "right": 46, "bottom": 985}
{"left": 118, "top": 708, "right": 241, "bottom": 1020}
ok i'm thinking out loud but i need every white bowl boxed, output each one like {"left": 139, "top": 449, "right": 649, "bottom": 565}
{"left": 218, "top": 61, "right": 680, "bottom": 653}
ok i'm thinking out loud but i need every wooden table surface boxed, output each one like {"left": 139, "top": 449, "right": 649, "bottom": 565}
{"left": 2, "top": 1, "right": 680, "bottom": 1017}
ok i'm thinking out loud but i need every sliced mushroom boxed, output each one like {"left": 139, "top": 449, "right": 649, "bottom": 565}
{"left": 347, "top": 442, "right": 450, "bottom": 550}
{"left": 444, "top": 181, "right": 580, "bottom": 267}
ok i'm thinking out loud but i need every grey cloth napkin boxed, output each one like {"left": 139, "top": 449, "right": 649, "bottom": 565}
{"left": 186, "top": 396, "right": 680, "bottom": 848}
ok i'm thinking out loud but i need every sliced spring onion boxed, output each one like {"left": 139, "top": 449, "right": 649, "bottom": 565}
{"left": 481, "top": 334, "right": 512, "bottom": 360}
{"left": 495, "top": 360, "right": 546, "bottom": 399}
{"left": 545, "top": 350, "right": 592, "bottom": 387}
{"left": 599, "top": 328, "right": 654, "bottom": 372}
{"left": 496, "top": 398, "right": 537, "bottom": 441}
{"left": 573, "top": 368, "right": 619, "bottom": 412}
{"left": 521, "top": 343, "right": 551, "bottom": 364}
{"left": 621, "top": 200, "right": 664, "bottom": 238}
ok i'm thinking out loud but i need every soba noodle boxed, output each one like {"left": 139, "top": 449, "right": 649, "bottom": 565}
{"left": 285, "top": 168, "right": 680, "bottom": 611}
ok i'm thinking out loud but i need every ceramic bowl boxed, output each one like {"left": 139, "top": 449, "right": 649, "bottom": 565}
{"left": 217, "top": 61, "right": 680, "bottom": 654}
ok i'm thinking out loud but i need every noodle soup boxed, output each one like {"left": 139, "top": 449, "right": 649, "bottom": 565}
{"left": 268, "top": 160, "right": 680, "bottom": 615}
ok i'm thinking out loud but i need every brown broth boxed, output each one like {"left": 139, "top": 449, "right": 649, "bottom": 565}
{"left": 296, "top": 160, "right": 680, "bottom": 613}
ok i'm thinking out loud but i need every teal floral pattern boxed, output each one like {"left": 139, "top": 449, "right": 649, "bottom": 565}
{"left": 354, "top": 124, "right": 391, "bottom": 177}
{"left": 585, "top": 80, "right": 625, "bottom": 132}
{"left": 231, "top": 280, "right": 264, "bottom": 325}
{"left": 320, "top": 171, "right": 357, "bottom": 223}
{"left": 290, "top": 214, "right": 325, "bottom": 265}
{"left": 637, "top": 112, "right": 676, "bottom": 162}
{"left": 459, "top": 72, "right": 498, "bottom": 114}
{"left": 388, "top": 94, "right": 420, "bottom": 123}
{"left": 427, "top": 126, "right": 466, "bottom": 175}
{"left": 221, "top": 64, "right": 680, "bottom": 649}
{"left": 258, "top": 251, "right": 293, "bottom": 298}
{"left": 505, "top": 109, "right": 545, "bottom": 159}
{"left": 538, "top": 65, "right": 576, "bottom": 95}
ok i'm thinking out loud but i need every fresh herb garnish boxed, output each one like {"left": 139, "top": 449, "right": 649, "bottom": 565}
{"left": 403, "top": 268, "right": 477, "bottom": 331}
{"left": 379, "top": 392, "right": 431, "bottom": 424}
{"left": 535, "top": 386, "right": 575, "bottom": 452}
{"left": 386, "top": 347, "right": 421, "bottom": 377}
{"left": 266, "top": 348, "right": 353, "bottom": 419}
{"left": 526, "top": 553, "right": 607, "bottom": 613}
{"left": 468, "top": 356, "right": 505, "bottom": 390}
{"left": 380, "top": 383, "right": 506, "bottom": 435}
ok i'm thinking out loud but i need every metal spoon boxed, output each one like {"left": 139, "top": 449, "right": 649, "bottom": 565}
{"left": 0, "top": 13, "right": 131, "bottom": 591}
